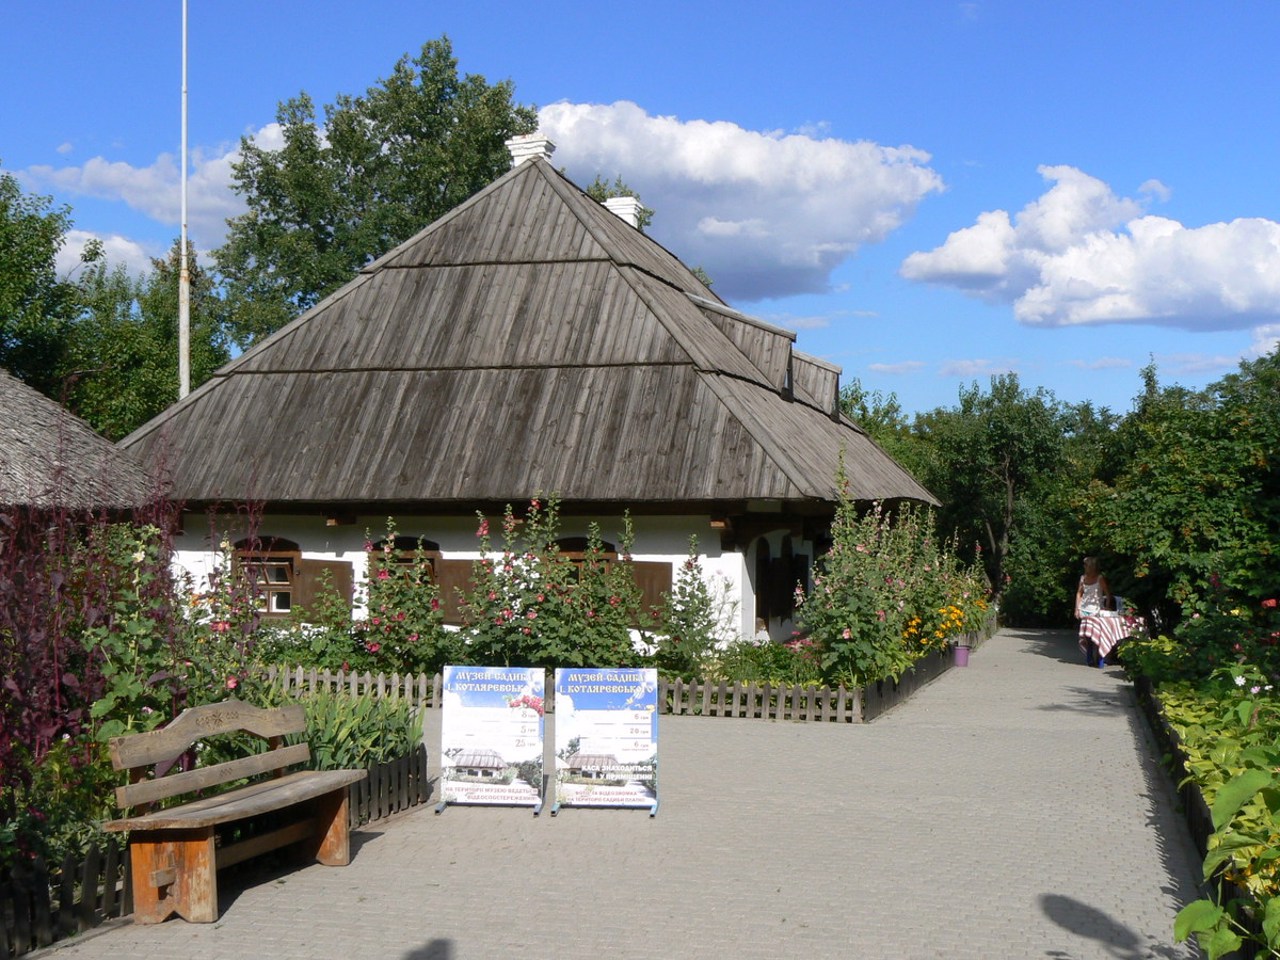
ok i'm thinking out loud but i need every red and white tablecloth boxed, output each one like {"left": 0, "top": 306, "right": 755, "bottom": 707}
{"left": 1078, "top": 614, "right": 1145, "bottom": 660}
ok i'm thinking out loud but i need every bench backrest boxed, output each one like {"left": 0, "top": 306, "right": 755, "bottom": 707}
{"left": 108, "top": 699, "right": 310, "bottom": 811}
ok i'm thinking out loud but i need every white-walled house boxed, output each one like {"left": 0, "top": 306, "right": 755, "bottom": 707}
{"left": 122, "top": 136, "right": 934, "bottom": 643}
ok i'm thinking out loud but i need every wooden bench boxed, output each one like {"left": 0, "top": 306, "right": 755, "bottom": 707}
{"left": 102, "top": 699, "right": 368, "bottom": 924}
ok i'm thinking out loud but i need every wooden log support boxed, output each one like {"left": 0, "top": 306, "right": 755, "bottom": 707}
{"left": 128, "top": 827, "right": 216, "bottom": 924}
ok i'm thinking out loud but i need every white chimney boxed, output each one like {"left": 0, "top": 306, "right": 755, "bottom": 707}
{"left": 505, "top": 133, "right": 556, "bottom": 166}
{"left": 603, "top": 195, "right": 643, "bottom": 229}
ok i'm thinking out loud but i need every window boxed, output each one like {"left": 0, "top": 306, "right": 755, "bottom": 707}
{"left": 233, "top": 537, "right": 301, "bottom": 618}
{"left": 369, "top": 536, "right": 440, "bottom": 584}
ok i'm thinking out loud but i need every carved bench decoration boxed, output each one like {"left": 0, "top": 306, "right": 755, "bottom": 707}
{"left": 103, "top": 699, "right": 367, "bottom": 924}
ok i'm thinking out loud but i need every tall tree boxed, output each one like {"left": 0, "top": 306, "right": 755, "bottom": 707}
{"left": 0, "top": 168, "right": 82, "bottom": 397}
{"left": 214, "top": 37, "right": 538, "bottom": 347}
{"left": 65, "top": 242, "right": 230, "bottom": 440}
{"left": 1077, "top": 356, "right": 1280, "bottom": 632}
{"left": 913, "top": 373, "right": 1065, "bottom": 601}
{"left": 839, "top": 379, "right": 921, "bottom": 473}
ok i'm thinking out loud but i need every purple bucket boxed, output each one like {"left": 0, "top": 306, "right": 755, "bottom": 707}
{"left": 954, "top": 644, "right": 970, "bottom": 667}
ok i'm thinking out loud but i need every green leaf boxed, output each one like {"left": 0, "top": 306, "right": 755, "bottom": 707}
{"left": 1204, "top": 924, "right": 1243, "bottom": 960}
{"left": 1212, "top": 768, "right": 1275, "bottom": 829}
{"left": 1175, "top": 900, "right": 1223, "bottom": 941}
{"left": 1261, "top": 895, "right": 1280, "bottom": 942}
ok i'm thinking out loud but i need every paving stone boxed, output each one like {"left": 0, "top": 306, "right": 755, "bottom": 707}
{"left": 44, "top": 628, "right": 1204, "bottom": 960}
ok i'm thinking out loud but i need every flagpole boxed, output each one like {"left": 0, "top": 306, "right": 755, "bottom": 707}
{"left": 178, "top": 0, "right": 191, "bottom": 399}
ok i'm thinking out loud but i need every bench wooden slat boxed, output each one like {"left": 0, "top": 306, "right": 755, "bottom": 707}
{"left": 108, "top": 700, "right": 306, "bottom": 770}
{"left": 114, "top": 742, "right": 313, "bottom": 809}
{"left": 214, "top": 820, "right": 316, "bottom": 871}
{"left": 105, "top": 768, "right": 366, "bottom": 831}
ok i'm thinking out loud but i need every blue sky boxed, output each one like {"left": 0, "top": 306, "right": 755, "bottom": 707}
{"left": 4, "top": 1, "right": 1278, "bottom": 416}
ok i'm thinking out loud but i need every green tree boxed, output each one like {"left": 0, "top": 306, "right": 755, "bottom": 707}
{"left": 64, "top": 242, "right": 230, "bottom": 440}
{"left": 214, "top": 37, "right": 537, "bottom": 347}
{"left": 839, "top": 379, "right": 923, "bottom": 474}
{"left": 1077, "top": 357, "right": 1280, "bottom": 638}
{"left": 1001, "top": 399, "right": 1122, "bottom": 625}
{"left": 0, "top": 167, "right": 83, "bottom": 396}
{"left": 913, "top": 373, "right": 1064, "bottom": 601}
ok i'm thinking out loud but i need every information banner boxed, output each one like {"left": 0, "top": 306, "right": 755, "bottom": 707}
{"left": 553, "top": 668, "right": 658, "bottom": 814}
{"left": 439, "top": 665, "right": 544, "bottom": 810}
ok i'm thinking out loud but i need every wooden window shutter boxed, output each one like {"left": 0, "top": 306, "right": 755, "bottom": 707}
{"left": 433, "top": 559, "right": 475, "bottom": 627}
{"left": 294, "top": 559, "right": 354, "bottom": 618}
{"left": 628, "top": 560, "right": 673, "bottom": 625}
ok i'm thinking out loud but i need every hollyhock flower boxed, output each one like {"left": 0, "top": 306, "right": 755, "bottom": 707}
{"left": 226, "top": 676, "right": 239, "bottom": 690}
{"left": 1263, "top": 598, "right": 1278, "bottom": 609}
{"left": 366, "top": 642, "right": 381, "bottom": 653}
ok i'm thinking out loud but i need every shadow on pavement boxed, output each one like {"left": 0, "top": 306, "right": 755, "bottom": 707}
{"left": 1039, "top": 893, "right": 1187, "bottom": 959}
{"left": 1004, "top": 626, "right": 1090, "bottom": 665}
{"left": 402, "top": 940, "right": 455, "bottom": 960}
{"left": 1036, "top": 685, "right": 1130, "bottom": 717}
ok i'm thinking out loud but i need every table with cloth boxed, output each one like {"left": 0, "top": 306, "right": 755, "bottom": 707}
{"left": 1078, "top": 612, "right": 1145, "bottom": 663}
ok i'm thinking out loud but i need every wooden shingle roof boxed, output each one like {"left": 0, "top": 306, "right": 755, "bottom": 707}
{"left": 0, "top": 370, "right": 153, "bottom": 509}
{"left": 120, "top": 159, "right": 934, "bottom": 509}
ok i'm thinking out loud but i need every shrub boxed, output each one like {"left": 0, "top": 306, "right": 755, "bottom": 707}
{"left": 458, "top": 498, "right": 642, "bottom": 669}
{"left": 795, "top": 466, "right": 990, "bottom": 686}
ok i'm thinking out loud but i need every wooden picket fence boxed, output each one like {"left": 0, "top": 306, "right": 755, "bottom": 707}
{"left": 0, "top": 745, "right": 430, "bottom": 958}
{"left": 265, "top": 640, "right": 967, "bottom": 724}
{"left": 0, "top": 840, "right": 129, "bottom": 959}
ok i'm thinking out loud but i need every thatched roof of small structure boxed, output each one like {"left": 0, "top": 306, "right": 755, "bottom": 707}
{"left": 121, "top": 158, "right": 934, "bottom": 512}
{"left": 0, "top": 370, "right": 153, "bottom": 509}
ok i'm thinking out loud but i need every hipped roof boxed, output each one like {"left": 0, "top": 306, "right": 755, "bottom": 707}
{"left": 0, "top": 370, "right": 152, "bottom": 509}
{"left": 121, "top": 159, "right": 934, "bottom": 510}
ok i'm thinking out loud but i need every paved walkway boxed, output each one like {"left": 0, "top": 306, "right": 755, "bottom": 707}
{"left": 47, "top": 629, "right": 1203, "bottom": 959}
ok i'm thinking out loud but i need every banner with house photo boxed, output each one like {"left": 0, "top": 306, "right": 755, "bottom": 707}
{"left": 439, "top": 666, "right": 544, "bottom": 808}
{"left": 553, "top": 668, "right": 658, "bottom": 812}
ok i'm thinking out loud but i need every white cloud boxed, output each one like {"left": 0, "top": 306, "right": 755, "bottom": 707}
{"left": 56, "top": 229, "right": 153, "bottom": 278}
{"left": 1247, "top": 324, "right": 1280, "bottom": 358}
{"left": 1156, "top": 352, "right": 1242, "bottom": 376}
{"left": 938, "top": 358, "right": 1017, "bottom": 378}
{"left": 1139, "top": 179, "right": 1171, "bottom": 202}
{"left": 901, "top": 165, "right": 1280, "bottom": 331}
{"left": 867, "top": 360, "right": 926, "bottom": 375}
{"left": 1069, "top": 356, "right": 1133, "bottom": 371}
{"left": 539, "top": 100, "right": 944, "bottom": 301}
{"left": 22, "top": 124, "right": 283, "bottom": 260}
{"left": 759, "top": 311, "right": 831, "bottom": 331}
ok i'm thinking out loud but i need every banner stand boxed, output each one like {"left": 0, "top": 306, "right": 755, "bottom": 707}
{"left": 436, "top": 665, "right": 546, "bottom": 815}
{"left": 551, "top": 667, "right": 659, "bottom": 817}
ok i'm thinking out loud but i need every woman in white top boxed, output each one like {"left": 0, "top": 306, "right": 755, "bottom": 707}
{"left": 1075, "top": 556, "right": 1111, "bottom": 619}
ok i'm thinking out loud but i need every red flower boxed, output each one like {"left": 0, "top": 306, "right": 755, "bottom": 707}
{"left": 1263, "top": 598, "right": 1278, "bottom": 609}
{"left": 377, "top": 569, "right": 390, "bottom": 580}
{"left": 430, "top": 598, "right": 441, "bottom": 611}
{"left": 366, "top": 642, "right": 381, "bottom": 653}
{"left": 226, "top": 675, "right": 239, "bottom": 690}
